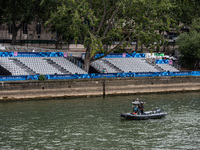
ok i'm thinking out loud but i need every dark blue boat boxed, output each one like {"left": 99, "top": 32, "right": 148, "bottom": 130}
{"left": 121, "top": 100, "right": 167, "bottom": 120}
{"left": 121, "top": 109, "right": 167, "bottom": 120}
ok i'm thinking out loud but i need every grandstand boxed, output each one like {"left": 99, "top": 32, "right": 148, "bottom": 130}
{"left": 0, "top": 56, "right": 86, "bottom": 75}
{"left": 106, "top": 58, "right": 158, "bottom": 73}
{"left": 91, "top": 59, "right": 122, "bottom": 73}
{"left": 50, "top": 57, "right": 87, "bottom": 74}
{"left": 91, "top": 57, "right": 179, "bottom": 73}
{"left": 0, "top": 51, "right": 179, "bottom": 76}
{"left": 156, "top": 64, "right": 179, "bottom": 72}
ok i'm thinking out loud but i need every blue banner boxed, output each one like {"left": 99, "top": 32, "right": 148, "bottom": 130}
{"left": 0, "top": 71, "right": 200, "bottom": 81}
{"left": 170, "top": 71, "right": 191, "bottom": 76}
{"left": 156, "top": 59, "right": 169, "bottom": 64}
{"left": 133, "top": 53, "right": 145, "bottom": 58}
{"left": 1, "top": 52, "right": 146, "bottom": 58}
{"left": 135, "top": 72, "right": 159, "bottom": 77}
{"left": 49, "top": 74, "right": 75, "bottom": 80}
{"left": 0, "top": 52, "right": 14, "bottom": 57}
{"left": 191, "top": 71, "right": 200, "bottom": 76}
{"left": 0, "top": 75, "right": 27, "bottom": 81}
{"left": 94, "top": 53, "right": 145, "bottom": 58}
{"left": 0, "top": 52, "right": 64, "bottom": 57}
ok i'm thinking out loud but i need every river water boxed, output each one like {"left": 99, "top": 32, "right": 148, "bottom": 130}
{"left": 0, "top": 92, "right": 199, "bottom": 150}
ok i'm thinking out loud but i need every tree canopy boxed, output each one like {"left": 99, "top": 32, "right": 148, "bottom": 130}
{"left": 171, "top": 0, "right": 200, "bottom": 26}
{"left": 47, "top": 0, "right": 174, "bottom": 72}
{"left": 0, "top": 0, "right": 57, "bottom": 44}
{"left": 177, "top": 18, "right": 200, "bottom": 69}
{"left": 1, "top": 0, "right": 200, "bottom": 71}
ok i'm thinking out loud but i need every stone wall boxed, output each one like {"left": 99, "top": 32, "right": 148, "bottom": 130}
{"left": 0, "top": 76, "right": 200, "bottom": 101}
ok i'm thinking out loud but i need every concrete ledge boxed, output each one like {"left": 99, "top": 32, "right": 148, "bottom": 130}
{"left": 0, "top": 76, "right": 200, "bottom": 101}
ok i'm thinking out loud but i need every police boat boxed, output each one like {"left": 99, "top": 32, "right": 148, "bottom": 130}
{"left": 121, "top": 100, "right": 167, "bottom": 120}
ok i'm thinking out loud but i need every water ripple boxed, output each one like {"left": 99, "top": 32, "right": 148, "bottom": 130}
{"left": 0, "top": 92, "right": 199, "bottom": 149}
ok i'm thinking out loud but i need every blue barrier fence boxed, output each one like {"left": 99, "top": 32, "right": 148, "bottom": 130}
{"left": 0, "top": 71, "right": 200, "bottom": 81}
{"left": 0, "top": 52, "right": 64, "bottom": 57}
{"left": 0, "top": 75, "right": 28, "bottom": 81}
{"left": 1, "top": 52, "right": 146, "bottom": 58}
{"left": 155, "top": 59, "right": 169, "bottom": 64}
{"left": 94, "top": 52, "right": 145, "bottom": 58}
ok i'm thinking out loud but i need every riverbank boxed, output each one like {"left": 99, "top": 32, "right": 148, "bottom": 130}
{"left": 0, "top": 76, "right": 200, "bottom": 101}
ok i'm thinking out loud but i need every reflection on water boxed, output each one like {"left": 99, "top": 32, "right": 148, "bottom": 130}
{"left": 0, "top": 92, "right": 200, "bottom": 149}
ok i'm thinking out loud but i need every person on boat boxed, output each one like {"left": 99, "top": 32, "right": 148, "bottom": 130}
{"left": 137, "top": 104, "right": 141, "bottom": 115}
{"left": 134, "top": 107, "right": 138, "bottom": 114}
{"left": 140, "top": 103, "right": 144, "bottom": 114}
{"left": 132, "top": 106, "right": 137, "bottom": 115}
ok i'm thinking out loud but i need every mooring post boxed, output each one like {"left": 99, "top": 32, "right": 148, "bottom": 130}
{"left": 103, "top": 78, "right": 105, "bottom": 98}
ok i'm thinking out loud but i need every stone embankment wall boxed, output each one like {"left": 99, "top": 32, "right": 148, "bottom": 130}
{"left": 0, "top": 76, "right": 200, "bottom": 101}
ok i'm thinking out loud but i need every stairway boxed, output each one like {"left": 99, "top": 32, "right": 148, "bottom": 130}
{"left": 44, "top": 58, "right": 70, "bottom": 74}
{"left": 103, "top": 59, "right": 123, "bottom": 73}
{"left": 145, "top": 60, "right": 164, "bottom": 72}
{"left": 9, "top": 58, "right": 36, "bottom": 75}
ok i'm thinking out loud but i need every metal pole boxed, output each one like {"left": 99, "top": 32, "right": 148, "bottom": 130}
{"left": 102, "top": 78, "right": 105, "bottom": 98}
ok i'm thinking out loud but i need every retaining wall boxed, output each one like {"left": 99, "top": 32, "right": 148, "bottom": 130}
{"left": 0, "top": 76, "right": 200, "bottom": 101}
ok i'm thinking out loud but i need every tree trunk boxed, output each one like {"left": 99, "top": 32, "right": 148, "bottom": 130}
{"left": 84, "top": 47, "right": 91, "bottom": 73}
{"left": 11, "top": 28, "right": 17, "bottom": 45}
{"left": 11, "top": 22, "right": 22, "bottom": 45}
{"left": 135, "top": 39, "right": 139, "bottom": 52}
{"left": 163, "top": 44, "right": 166, "bottom": 52}
{"left": 141, "top": 44, "right": 143, "bottom": 52}
{"left": 156, "top": 46, "right": 160, "bottom": 53}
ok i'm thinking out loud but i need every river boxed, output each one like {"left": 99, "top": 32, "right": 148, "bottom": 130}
{"left": 0, "top": 92, "right": 199, "bottom": 149}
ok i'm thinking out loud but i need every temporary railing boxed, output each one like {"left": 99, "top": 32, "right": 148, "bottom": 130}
{"left": 0, "top": 71, "right": 200, "bottom": 81}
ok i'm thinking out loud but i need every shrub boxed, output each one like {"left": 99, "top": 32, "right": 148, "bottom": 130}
{"left": 38, "top": 74, "right": 46, "bottom": 81}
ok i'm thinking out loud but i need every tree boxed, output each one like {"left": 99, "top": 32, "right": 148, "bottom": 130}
{"left": 169, "top": 0, "right": 200, "bottom": 28}
{"left": 0, "top": 1, "right": 6, "bottom": 25}
{"left": 45, "top": 0, "right": 73, "bottom": 49}
{"left": 177, "top": 18, "right": 200, "bottom": 69}
{"left": 125, "top": 0, "right": 174, "bottom": 52}
{"left": 0, "top": 0, "right": 57, "bottom": 45}
{"left": 47, "top": 0, "right": 174, "bottom": 72}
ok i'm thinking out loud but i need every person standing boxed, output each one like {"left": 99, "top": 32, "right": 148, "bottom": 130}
{"left": 137, "top": 104, "right": 141, "bottom": 115}
{"left": 102, "top": 68, "right": 105, "bottom": 73}
{"left": 140, "top": 103, "right": 144, "bottom": 114}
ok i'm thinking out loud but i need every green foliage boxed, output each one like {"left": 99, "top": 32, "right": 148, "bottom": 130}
{"left": 46, "top": 0, "right": 174, "bottom": 72}
{"left": 170, "top": 0, "right": 200, "bottom": 26}
{"left": 177, "top": 18, "right": 200, "bottom": 69}
{"left": 113, "top": 48, "right": 126, "bottom": 53}
{"left": 0, "top": 0, "right": 57, "bottom": 44}
{"left": 38, "top": 74, "right": 46, "bottom": 81}
{"left": 190, "top": 18, "right": 200, "bottom": 32}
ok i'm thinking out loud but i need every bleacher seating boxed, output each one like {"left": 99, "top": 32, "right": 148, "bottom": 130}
{"left": 105, "top": 58, "right": 159, "bottom": 72}
{"left": 0, "top": 57, "right": 28, "bottom": 75}
{"left": 0, "top": 56, "right": 86, "bottom": 75}
{"left": 0, "top": 52, "right": 180, "bottom": 76}
{"left": 91, "top": 59, "right": 121, "bottom": 73}
{"left": 50, "top": 57, "right": 87, "bottom": 74}
{"left": 157, "top": 64, "right": 179, "bottom": 72}
{"left": 16, "top": 57, "right": 63, "bottom": 75}
{"left": 91, "top": 57, "right": 179, "bottom": 73}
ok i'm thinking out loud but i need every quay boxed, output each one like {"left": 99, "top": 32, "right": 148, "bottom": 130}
{"left": 0, "top": 76, "right": 200, "bottom": 101}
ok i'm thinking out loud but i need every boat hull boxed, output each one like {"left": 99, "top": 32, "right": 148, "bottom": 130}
{"left": 121, "top": 112, "right": 167, "bottom": 120}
